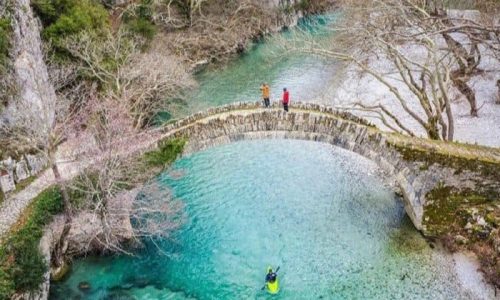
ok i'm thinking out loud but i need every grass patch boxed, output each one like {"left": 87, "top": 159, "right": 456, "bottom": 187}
{"left": 0, "top": 17, "right": 11, "bottom": 74}
{"left": 12, "top": 176, "right": 37, "bottom": 194}
{"left": 0, "top": 186, "right": 63, "bottom": 299}
{"left": 144, "top": 138, "right": 186, "bottom": 168}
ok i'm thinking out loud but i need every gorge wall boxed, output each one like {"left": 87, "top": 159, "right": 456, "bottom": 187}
{"left": 1, "top": 0, "right": 56, "bottom": 136}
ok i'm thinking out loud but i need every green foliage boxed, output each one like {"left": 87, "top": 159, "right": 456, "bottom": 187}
{"left": 31, "top": 0, "right": 78, "bottom": 25}
{"left": 41, "top": 0, "right": 110, "bottom": 46}
{"left": 0, "top": 186, "right": 63, "bottom": 298}
{"left": 0, "top": 17, "right": 11, "bottom": 73}
{"left": 123, "top": 0, "right": 157, "bottom": 41}
{"left": 126, "top": 18, "right": 156, "bottom": 40}
{"left": 144, "top": 138, "right": 186, "bottom": 168}
{"left": 0, "top": 266, "right": 14, "bottom": 300}
{"left": 296, "top": 0, "right": 311, "bottom": 11}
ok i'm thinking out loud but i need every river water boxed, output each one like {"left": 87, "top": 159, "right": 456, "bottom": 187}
{"left": 50, "top": 16, "right": 486, "bottom": 300}
{"left": 180, "top": 15, "right": 337, "bottom": 115}
{"left": 50, "top": 140, "right": 479, "bottom": 299}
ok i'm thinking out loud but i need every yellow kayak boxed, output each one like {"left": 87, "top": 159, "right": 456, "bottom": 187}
{"left": 265, "top": 266, "right": 280, "bottom": 294}
{"left": 266, "top": 278, "right": 279, "bottom": 294}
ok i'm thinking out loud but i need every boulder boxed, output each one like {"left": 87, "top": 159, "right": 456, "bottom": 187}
{"left": 14, "top": 159, "right": 30, "bottom": 182}
{"left": 0, "top": 171, "right": 15, "bottom": 193}
{"left": 1, "top": 157, "right": 15, "bottom": 179}
{"left": 26, "top": 154, "right": 45, "bottom": 175}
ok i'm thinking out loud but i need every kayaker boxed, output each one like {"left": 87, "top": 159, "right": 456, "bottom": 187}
{"left": 264, "top": 266, "right": 280, "bottom": 294}
{"left": 266, "top": 268, "right": 277, "bottom": 283}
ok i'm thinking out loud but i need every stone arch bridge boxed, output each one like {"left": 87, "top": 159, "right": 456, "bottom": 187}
{"left": 155, "top": 102, "right": 500, "bottom": 234}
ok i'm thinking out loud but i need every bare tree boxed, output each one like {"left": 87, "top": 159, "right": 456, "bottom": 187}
{"left": 403, "top": 1, "right": 500, "bottom": 117}
{"left": 154, "top": 0, "right": 276, "bottom": 63}
{"left": 67, "top": 96, "right": 184, "bottom": 254}
{"left": 283, "top": 0, "right": 456, "bottom": 140}
{"left": 61, "top": 28, "right": 195, "bottom": 128}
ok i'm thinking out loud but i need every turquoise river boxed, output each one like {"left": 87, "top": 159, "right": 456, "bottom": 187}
{"left": 49, "top": 16, "right": 485, "bottom": 300}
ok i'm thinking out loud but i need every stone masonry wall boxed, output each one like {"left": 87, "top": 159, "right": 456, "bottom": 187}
{"left": 154, "top": 102, "right": 500, "bottom": 232}
{"left": 0, "top": 154, "right": 46, "bottom": 195}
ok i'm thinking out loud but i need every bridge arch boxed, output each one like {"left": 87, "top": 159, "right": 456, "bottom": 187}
{"left": 156, "top": 102, "right": 500, "bottom": 233}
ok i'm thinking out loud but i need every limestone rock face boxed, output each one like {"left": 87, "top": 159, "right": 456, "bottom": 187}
{"left": 0, "top": 171, "right": 15, "bottom": 193}
{"left": 14, "top": 160, "right": 29, "bottom": 182}
{"left": 51, "top": 189, "right": 137, "bottom": 257}
{"left": 26, "top": 154, "right": 45, "bottom": 174}
{"left": 6, "top": 0, "right": 56, "bottom": 138}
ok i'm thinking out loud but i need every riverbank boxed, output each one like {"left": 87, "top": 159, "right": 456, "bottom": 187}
{"left": 453, "top": 251, "right": 497, "bottom": 299}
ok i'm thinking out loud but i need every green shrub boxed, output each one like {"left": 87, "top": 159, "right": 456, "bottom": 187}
{"left": 123, "top": 0, "right": 157, "bottom": 41}
{"left": 0, "top": 186, "right": 63, "bottom": 297}
{"left": 0, "top": 267, "right": 14, "bottom": 300}
{"left": 8, "top": 239, "right": 46, "bottom": 292}
{"left": 126, "top": 18, "right": 156, "bottom": 40}
{"left": 0, "top": 17, "right": 11, "bottom": 73}
{"left": 144, "top": 138, "right": 186, "bottom": 167}
{"left": 42, "top": 0, "right": 110, "bottom": 45}
{"left": 296, "top": 0, "right": 311, "bottom": 11}
{"left": 31, "top": 0, "right": 77, "bottom": 26}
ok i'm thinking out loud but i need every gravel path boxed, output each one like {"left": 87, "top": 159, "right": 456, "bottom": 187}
{"left": 0, "top": 129, "right": 163, "bottom": 238}
{"left": 0, "top": 160, "right": 84, "bottom": 235}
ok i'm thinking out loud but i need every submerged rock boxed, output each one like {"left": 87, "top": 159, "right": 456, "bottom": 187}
{"left": 78, "top": 281, "right": 91, "bottom": 291}
{"left": 104, "top": 290, "right": 135, "bottom": 300}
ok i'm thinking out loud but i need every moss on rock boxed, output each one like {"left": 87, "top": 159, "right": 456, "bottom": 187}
{"left": 423, "top": 184, "right": 496, "bottom": 236}
{"left": 388, "top": 142, "right": 500, "bottom": 181}
{"left": 422, "top": 183, "right": 500, "bottom": 288}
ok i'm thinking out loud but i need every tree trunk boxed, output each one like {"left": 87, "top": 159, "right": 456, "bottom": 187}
{"left": 99, "top": 205, "right": 115, "bottom": 251}
{"left": 452, "top": 75, "right": 478, "bottom": 117}
{"left": 496, "top": 80, "right": 500, "bottom": 105}
{"left": 426, "top": 118, "right": 441, "bottom": 140}
{"left": 49, "top": 155, "right": 72, "bottom": 268}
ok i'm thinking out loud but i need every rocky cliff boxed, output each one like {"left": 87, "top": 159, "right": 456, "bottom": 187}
{"left": 1, "top": 0, "right": 56, "bottom": 139}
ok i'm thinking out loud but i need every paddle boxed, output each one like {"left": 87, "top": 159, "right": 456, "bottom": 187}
{"left": 261, "top": 266, "right": 280, "bottom": 290}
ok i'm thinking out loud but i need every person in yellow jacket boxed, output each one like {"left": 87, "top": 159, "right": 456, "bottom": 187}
{"left": 260, "top": 83, "right": 270, "bottom": 107}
